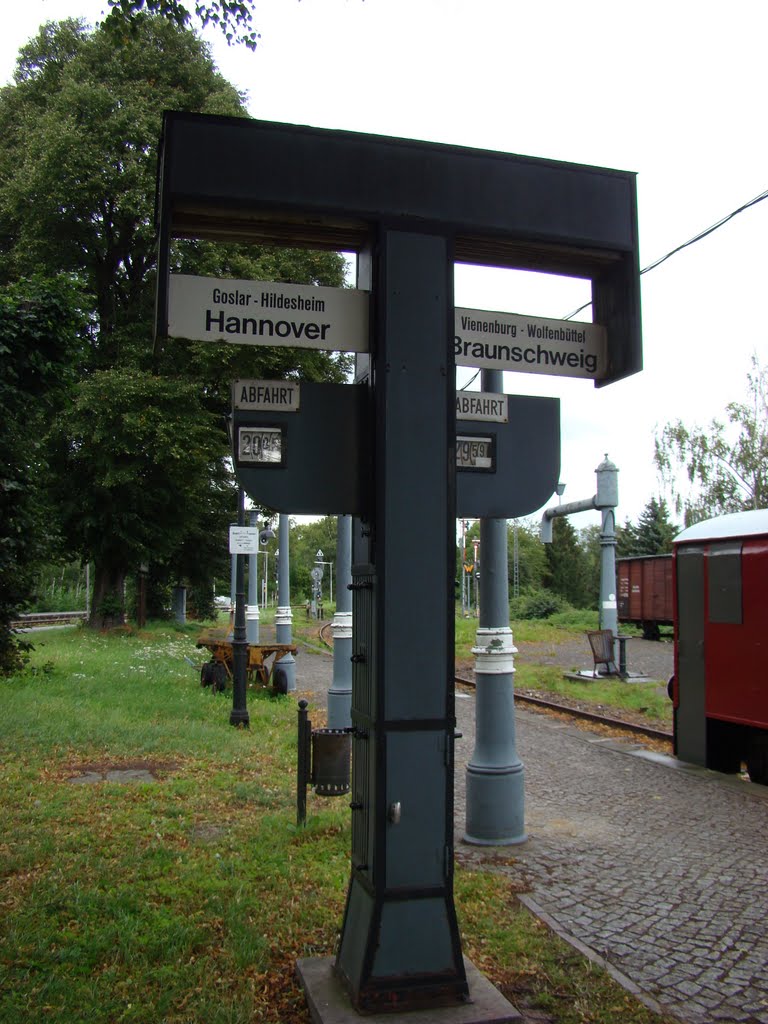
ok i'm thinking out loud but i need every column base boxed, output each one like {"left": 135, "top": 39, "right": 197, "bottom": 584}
{"left": 463, "top": 763, "right": 526, "bottom": 846}
{"left": 296, "top": 956, "right": 521, "bottom": 1024}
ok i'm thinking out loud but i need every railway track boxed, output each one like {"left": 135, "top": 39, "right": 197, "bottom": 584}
{"left": 312, "top": 621, "right": 672, "bottom": 745}
{"left": 455, "top": 674, "right": 673, "bottom": 744}
{"left": 11, "top": 611, "right": 88, "bottom": 629}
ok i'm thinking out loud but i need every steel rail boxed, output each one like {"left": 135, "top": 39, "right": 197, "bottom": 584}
{"left": 455, "top": 674, "right": 673, "bottom": 744}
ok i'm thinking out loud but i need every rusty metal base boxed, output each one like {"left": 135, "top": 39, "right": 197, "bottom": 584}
{"left": 296, "top": 957, "right": 521, "bottom": 1024}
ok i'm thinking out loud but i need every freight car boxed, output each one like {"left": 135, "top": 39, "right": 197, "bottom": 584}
{"left": 671, "top": 509, "right": 768, "bottom": 785}
{"left": 617, "top": 554, "right": 673, "bottom": 639}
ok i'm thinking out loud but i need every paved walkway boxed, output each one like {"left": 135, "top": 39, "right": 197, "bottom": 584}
{"left": 291, "top": 644, "right": 768, "bottom": 1024}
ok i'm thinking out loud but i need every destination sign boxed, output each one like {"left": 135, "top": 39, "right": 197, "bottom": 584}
{"left": 234, "top": 379, "right": 300, "bottom": 412}
{"left": 456, "top": 391, "right": 508, "bottom": 422}
{"left": 170, "top": 275, "right": 606, "bottom": 380}
{"left": 455, "top": 306, "right": 607, "bottom": 380}
{"left": 457, "top": 435, "right": 494, "bottom": 471}
{"left": 168, "top": 275, "right": 369, "bottom": 353}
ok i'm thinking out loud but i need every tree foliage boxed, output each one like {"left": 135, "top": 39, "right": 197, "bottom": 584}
{"left": 654, "top": 357, "right": 768, "bottom": 525}
{"left": 0, "top": 277, "right": 83, "bottom": 669}
{"left": 0, "top": 16, "right": 350, "bottom": 629}
{"left": 49, "top": 369, "right": 231, "bottom": 627}
{"left": 104, "top": 0, "right": 261, "bottom": 50}
{"left": 617, "top": 497, "right": 678, "bottom": 556}
{"left": 544, "top": 516, "right": 591, "bottom": 608}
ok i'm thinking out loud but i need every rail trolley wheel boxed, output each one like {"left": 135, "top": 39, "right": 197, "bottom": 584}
{"left": 272, "top": 666, "right": 288, "bottom": 695}
{"left": 746, "top": 732, "right": 768, "bottom": 786}
{"left": 212, "top": 662, "right": 228, "bottom": 693}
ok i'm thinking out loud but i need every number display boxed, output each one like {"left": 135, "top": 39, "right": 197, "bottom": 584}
{"left": 238, "top": 427, "right": 284, "bottom": 464}
{"left": 456, "top": 435, "right": 494, "bottom": 471}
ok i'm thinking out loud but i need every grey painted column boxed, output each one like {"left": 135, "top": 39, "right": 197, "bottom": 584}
{"left": 275, "top": 513, "right": 296, "bottom": 692}
{"left": 171, "top": 585, "right": 186, "bottom": 625}
{"left": 464, "top": 367, "right": 526, "bottom": 846}
{"left": 327, "top": 514, "right": 352, "bottom": 728}
{"left": 247, "top": 510, "right": 260, "bottom": 644}
{"left": 596, "top": 456, "right": 619, "bottom": 637}
{"left": 230, "top": 488, "right": 250, "bottom": 727}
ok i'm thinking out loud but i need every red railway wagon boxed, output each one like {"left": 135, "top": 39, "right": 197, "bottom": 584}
{"left": 672, "top": 509, "right": 768, "bottom": 785}
{"left": 617, "top": 554, "right": 673, "bottom": 639}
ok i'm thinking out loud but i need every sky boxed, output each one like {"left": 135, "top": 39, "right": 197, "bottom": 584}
{"left": 3, "top": 0, "right": 767, "bottom": 529}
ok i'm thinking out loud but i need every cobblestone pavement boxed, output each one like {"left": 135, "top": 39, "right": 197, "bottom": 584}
{"left": 292, "top": 644, "right": 768, "bottom": 1024}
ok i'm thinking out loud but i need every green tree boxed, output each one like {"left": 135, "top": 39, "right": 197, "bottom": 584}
{"left": 655, "top": 357, "right": 768, "bottom": 525}
{"left": 0, "top": 277, "right": 83, "bottom": 670}
{"left": 508, "top": 519, "right": 548, "bottom": 595}
{"left": 544, "top": 516, "right": 591, "bottom": 608}
{"left": 0, "top": 17, "right": 350, "bottom": 626}
{"left": 289, "top": 517, "right": 339, "bottom": 605}
{"left": 49, "top": 370, "right": 229, "bottom": 628}
{"left": 104, "top": 0, "right": 261, "bottom": 50}
{"left": 631, "top": 497, "right": 678, "bottom": 554}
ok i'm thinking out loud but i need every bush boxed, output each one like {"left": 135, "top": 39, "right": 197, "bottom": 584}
{"left": 510, "top": 590, "right": 566, "bottom": 620}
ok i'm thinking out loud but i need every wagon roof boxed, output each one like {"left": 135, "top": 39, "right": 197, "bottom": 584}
{"left": 675, "top": 508, "right": 768, "bottom": 544}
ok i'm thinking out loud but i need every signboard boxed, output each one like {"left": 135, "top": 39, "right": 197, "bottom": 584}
{"left": 168, "top": 275, "right": 369, "bottom": 353}
{"left": 455, "top": 391, "right": 507, "bottom": 422}
{"left": 229, "top": 526, "right": 261, "bottom": 554}
{"left": 234, "top": 379, "right": 300, "bottom": 412}
{"left": 169, "top": 275, "right": 606, "bottom": 381}
{"left": 455, "top": 306, "right": 607, "bottom": 380}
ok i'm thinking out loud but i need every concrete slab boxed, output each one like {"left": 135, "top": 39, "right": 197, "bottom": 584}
{"left": 295, "top": 957, "right": 522, "bottom": 1024}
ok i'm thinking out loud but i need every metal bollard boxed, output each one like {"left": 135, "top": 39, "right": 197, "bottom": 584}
{"left": 297, "top": 700, "right": 312, "bottom": 826}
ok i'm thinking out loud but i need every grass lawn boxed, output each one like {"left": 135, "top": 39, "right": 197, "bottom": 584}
{"left": 0, "top": 622, "right": 676, "bottom": 1023}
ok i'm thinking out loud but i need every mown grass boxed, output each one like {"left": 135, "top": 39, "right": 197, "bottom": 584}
{"left": 0, "top": 624, "right": 675, "bottom": 1023}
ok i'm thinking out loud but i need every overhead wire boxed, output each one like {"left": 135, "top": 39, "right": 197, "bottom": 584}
{"left": 458, "top": 186, "right": 768, "bottom": 387}
{"left": 562, "top": 186, "right": 768, "bottom": 320}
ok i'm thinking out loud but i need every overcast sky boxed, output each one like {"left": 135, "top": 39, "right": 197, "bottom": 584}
{"left": 3, "top": 0, "right": 767, "bottom": 528}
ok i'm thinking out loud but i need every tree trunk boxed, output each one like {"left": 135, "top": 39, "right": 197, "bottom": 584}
{"left": 89, "top": 564, "right": 126, "bottom": 629}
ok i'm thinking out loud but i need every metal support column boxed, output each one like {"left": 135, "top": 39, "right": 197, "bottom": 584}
{"left": 335, "top": 230, "right": 467, "bottom": 1012}
{"left": 230, "top": 488, "right": 249, "bottom": 727}
{"left": 327, "top": 514, "right": 352, "bottom": 728}
{"left": 464, "top": 368, "right": 526, "bottom": 846}
{"left": 275, "top": 512, "right": 296, "bottom": 692}
{"left": 247, "top": 509, "right": 260, "bottom": 644}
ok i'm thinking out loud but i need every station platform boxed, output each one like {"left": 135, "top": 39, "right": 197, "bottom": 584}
{"left": 291, "top": 643, "right": 768, "bottom": 1024}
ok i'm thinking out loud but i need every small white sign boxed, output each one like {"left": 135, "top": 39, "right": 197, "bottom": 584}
{"left": 168, "top": 275, "right": 369, "bottom": 353}
{"left": 233, "top": 379, "right": 300, "bottom": 412}
{"left": 456, "top": 391, "right": 508, "bottom": 422}
{"left": 229, "top": 526, "right": 261, "bottom": 554}
{"left": 455, "top": 306, "right": 607, "bottom": 380}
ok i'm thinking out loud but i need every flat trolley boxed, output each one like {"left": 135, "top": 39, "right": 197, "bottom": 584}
{"left": 196, "top": 629, "right": 297, "bottom": 692}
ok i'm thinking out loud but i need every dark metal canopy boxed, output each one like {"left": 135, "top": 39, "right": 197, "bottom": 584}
{"left": 155, "top": 112, "right": 642, "bottom": 386}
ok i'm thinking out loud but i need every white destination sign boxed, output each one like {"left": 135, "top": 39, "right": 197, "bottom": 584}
{"left": 168, "top": 275, "right": 369, "bottom": 353}
{"left": 233, "top": 379, "right": 300, "bottom": 412}
{"left": 455, "top": 306, "right": 607, "bottom": 380}
{"left": 456, "top": 391, "right": 508, "bottom": 422}
{"left": 229, "top": 526, "right": 261, "bottom": 555}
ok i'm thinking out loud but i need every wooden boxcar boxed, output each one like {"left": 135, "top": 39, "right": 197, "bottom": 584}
{"left": 672, "top": 509, "right": 768, "bottom": 785}
{"left": 617, "top": 554, "right": 673, "bottom": 639}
